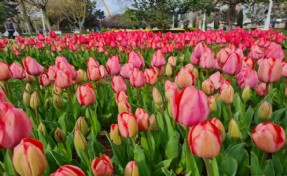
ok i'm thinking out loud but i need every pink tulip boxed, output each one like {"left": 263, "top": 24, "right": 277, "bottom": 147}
{"left": 144, "top": 67, "right": 158, "bottom": 85}
{"left": 172, "top": 86, "right": 210, "bottom": 126}
{"left": 221, "top": 53, "right": 242, "bottom": 75}
{"left": 248, "top": 44, "right": 264, "bottom": 60}
{"left": 0, "top": 102, "right": 14, "bottom": 117}
{"left": 55, "top": 69, "right": 73, "bottom": 89}
{"left": 56, "top": 61, "right": 77, "bottom": 80}
{"left": 0, "top": 108, "right": 32, "bottom": 148}
{"left": 47, "top": 65, "right": 59, "bottom": 81}
{"left": 252, "top": 122, "right": 285, "bottom": 153}
{"left": 117, "top": 112, "right": 138, "bottom": 138}
{"left": 120, "top": 63, "right": 134, "bottom": 78}
{"left": 106, "top": 55, "right": 121, "bottom": 75}
{"left": 236, "top": 67, "right": 258, "bottom": 89}
{"left": 175, "top": 67, "right": 195, "bottom": 88}
{"left": 164, "top": 80, "right": 177, "bottom": 100}
{"left": 112, "top": 76, "right": 127, "bottom": 93}
{"left": 88, "top": 66, "right": 101, "bottom": 82}
{"left": 0, "top": 61, "right": 12, "bottom": 80}
{"left": 128, "top": 51, "right": 145, "bottom": 68}
{"left": 282, "top": 62, "right": 287, "bottom": 77}
{"left": 115, "top": 91, "right": 128, "bottom": 104}
{"left": 39, "top": 74, "right": 51, "bottom": 86}
{"left": 22, "top": 56, "right": 45, "bottom": 75}
{"left": 258, "top": 58, "right": 282, "bottom": 83}
{"left": 51, "top": 165, "right": 85, "bottom": 176}
{"left": 13, "top": 138, "right": 46, "bottom": 176}
{"left": 202, "top": 79, "right": 215, "bottom": 95}
{"left": 135, "top": 108, "right": 149, "bottom": 131}
{"left": 125, "top": 161, "right": 139, "bottom": 176}
{"left": 168, "top": 56, "right": 177, "bottom": 67}
{"left": 216, "top": 49, "right": 229, "bottom": 65}
{"left": 265, "top": 43, "right": 285, "bottom": 61}
{"left": 76, "top": 83, "right": 95, "bottom": 106}
{"left": 199, "top": 48, "right": 216, "bottom": 69}
{"left": 208, "top": 71, "right": 223, "bottom": 90}
{"left": 37, "top": 33, "right": 45, "bottom": 41}
{"left": 118, "top": 100, "right": 132, "bottom": 113}
{"left": 188, "top": 121, "right": 221, "bottom": 158}
{"left": 151, "top": 50, "right": 166, "bottom": 67}
{"left": 130, "top": 68, "right": 146, "bottom": 88}
{"left": 91, "top": 154, "right": 113, "bottom": 176}
{"left": 99, "top": 65, "right": 108, "bottom": 78}
{"left": 87, "top": 57, "right": 100, "bottom": 68}
{"left": 190, "top": 42, "right": 207, "bottom": 65}
{"left": 9, "top": 62, "right": 25, "bottom": 79}
{"left": 255, "top": 83, "right": 267, "bottom": 96}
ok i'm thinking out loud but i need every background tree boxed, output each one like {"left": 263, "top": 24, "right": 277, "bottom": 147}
{"left": 23, "top": 0, "right": 51, "bottom": 31}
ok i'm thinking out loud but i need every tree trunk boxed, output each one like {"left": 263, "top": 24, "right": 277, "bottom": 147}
{"left": 19, "top": 0, "right": 35, "bottom": 33}
{"left": 228, "top": 4, "right": 236, "bottom": 30}
{"left": 42, "top": 8, "right": 51, "bottom": 31}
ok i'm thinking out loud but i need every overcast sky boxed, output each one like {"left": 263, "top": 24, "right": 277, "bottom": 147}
{"left": 97, "top": 0, "right": 132, "bottom": 16}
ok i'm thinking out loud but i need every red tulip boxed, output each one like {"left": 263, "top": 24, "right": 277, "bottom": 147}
{"left": 151, "top": 50, "right": 166, "bottom": 67}
{"left": 0, "top": 108, "right": 33, "bottom": 148}
{"left": 0, "top": 61, "right": 12, "bottom": 80}
{"left": 188, "top": 121, "right": 221, "bottom": 158}
{"left": 51, "top": 165, "right": 85, "bottom": 176}
{"left": 9, "top": 62, "right": 25, "bottom": 79}
{"left": 55, "top": 69, "right": 73, "bottom": 89}
{"left": 128, "top": 51, "right": 145, "bottom": 68}
{"left": 39, "top": 74, "right": 51, "bottom": 87}
{"left": 106, "top": 55, "right": 121, "bottom": 75}
{"left": 50, "top": 30, "right": 57, "bottom": 38}
{"left": 112, "top": 76, "right": 127, "bottom": 93}
{"left": 258, "top": 58, "right": 283, "bottom": 83}
{"left": 76, "top": 83, "right": 95, "bottom": 106}
{"left": 118, "top": 112, "right": 138, "bottom": 138}
{"left": 120, "top": 63, "right": 135, "bottom": 79}
{"left": 172, "top": 86, "right": 210, "bottom": 126}
{"left": 37, "top": 33, "right": 45, "bottom": 41}
{"left": 175, "top": 67, "right": 195, "bottom": 88}
{"left": 22, "top": 56, "right": 45, "bottom": 75}
{"left": 252, "top": 122, "right": 285, "bottom": 153}
{"left": 144, "top": 67, "right": 158, "bottom": 85}
{"left": 91, "top": 154, "right": 113, "bottom": 176}
{"left": 13, "top": 138, "right": 46, "bottom": 176}
{"left": 130, "top": 68, "right": 146, "bottom": 88}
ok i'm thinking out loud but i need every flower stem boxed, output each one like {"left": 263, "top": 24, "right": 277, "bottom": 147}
{"left": 211, "top": 157, "right": 219, "bottom": 176}
{"left": 203, "top": 158, "right": 212, "bottom": 176}
{"left": 185, "top": 128, "right": 200, "bottom": 176}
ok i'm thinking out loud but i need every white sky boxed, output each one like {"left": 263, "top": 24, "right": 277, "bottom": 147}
{"left": 97, "top": 0, "right": 131, "bottom": 16}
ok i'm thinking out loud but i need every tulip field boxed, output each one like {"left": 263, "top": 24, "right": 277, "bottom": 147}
{"left": 1, "top": 28, "right": 287, "bottom": 176}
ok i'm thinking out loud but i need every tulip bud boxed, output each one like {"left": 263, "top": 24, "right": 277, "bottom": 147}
{"left": 25, "top": 74, "right": 35, "bottom": 83}
{"left": 148, "top": 114, "right": 158, "bottom": 131}
{"left": 13, "top": 138, "right": 46, "bottom": 176}
{"left": 75, "top": 69, "right": 87, "bottom": 84}
{"left": 125, "top": 161, "right": 139, "bottom": 176}
{"left": 38, "top": 123, "right": 47, "bottom": 135}
{"left": 152, "top": 87, "right": 163, "bottom": 109}
{"left": 75, "top": 117, "right": 89, "bottom": 137}
{"left": 208, "top": 96, "right": 217, "bottom": 112}
{"left": 91, "top": 154, "right": 113, "bottom": 176}
{"left": 53, "top": 85, "right": 62, "bottom": 95}
{"left": 118, "top": 112, "right": 138, "bottom": 138}
{"left": 228, "top": 118, "right": 242, "bottom": 139}
{"left": 53, "top": 93, "right": 64, "bottom": 108}
{"left": 202, "top": 79, "right": 214, "bottom": 95}
{"left": 242, "top": 86, "right": 251, "bottom": 103}
{"left": 165, "top": 63, "right": 173, "bottom": 76}
{"left": 258, "top": 101, "right": 272, "bottom": 121}
{"left": 23, "top": 91, "right": 31, "bottom": 107}
{"left": 54, "top": 128, "right": 66, "bottom": 143}
{"left": 220, "top": 85, "right": 234, "bottom": 105}
{"left": 110, "top": 124, "right": 122, "bottom": 145}
{"left": 24, "top": 83, "right": 31, "bottom": 92}
{"left": 192, "top": 68, "right": 199, "bottom": 78}
{"left": 179, "top": 55, "right": 184, "bottom": 62}
{"left": 51, "top": 165, "right": 85, "bottom": 176}
{"left": 30, "top": 91, "right": 40, "bottom": 109}
{"left": 74, "top": 129, "right": 87, "bottom": 151}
